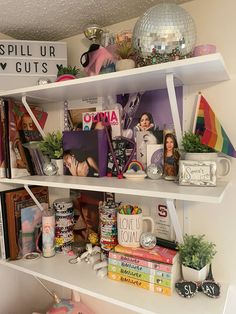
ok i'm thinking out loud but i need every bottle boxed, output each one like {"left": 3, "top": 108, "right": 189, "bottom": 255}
{"left": 42, "top": 207, "right": 55, "bottom": 258}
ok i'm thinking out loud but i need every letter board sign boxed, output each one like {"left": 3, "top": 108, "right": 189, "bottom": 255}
{"left": 0, "top": 40, "right": 67, "bottom": 90}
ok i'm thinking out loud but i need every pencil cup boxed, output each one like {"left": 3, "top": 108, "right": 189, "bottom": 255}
{"left": 117, "top": 213, "right": 154, "bottom": 248}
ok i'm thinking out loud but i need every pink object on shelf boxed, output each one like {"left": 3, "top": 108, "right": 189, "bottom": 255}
{"left": 193, "top": 44, "right": 216, "bottom": 56}
{"left": 84, "top": 45, "right": 116, "bottom": 76}
{"left": 56, "top": 74, "right": 76, "bottom": 82}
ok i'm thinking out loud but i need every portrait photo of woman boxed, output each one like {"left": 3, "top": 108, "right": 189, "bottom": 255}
{"left": 163, "top": 133, "right": 180, "bottom": 180}
{"left": 135, "top": 112, "right": 155, "bottom": 132}
{"left": 63, "top": 129, "right": 108, "bottom": 177}
{"left": 63, "top": 149, "right": 99, "bottom": 177}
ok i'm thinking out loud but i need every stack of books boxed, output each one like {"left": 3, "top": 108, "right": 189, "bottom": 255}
{"left": 108, "top": 244, "right": 179, "bottom": 296}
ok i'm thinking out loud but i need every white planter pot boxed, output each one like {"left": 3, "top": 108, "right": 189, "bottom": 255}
{"left": 184, "top": 152, "right": 218, "bottom": 161}
{"left": 51, "top": 159, "right": 64, "bottom": 175}
{"left": 182, "top": 264, "right": 209, "bottom": 282}
{"left": 184, "top": 152, "right": 231, "bottom": 177}
{"left": 116, "top": 59, "right": 135, "bottom": 71}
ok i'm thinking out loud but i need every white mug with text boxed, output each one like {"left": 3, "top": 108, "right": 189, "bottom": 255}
{"left": 184, "top": 152, "right": 231, "bottom": 177}
{"left": 117, "top": 213, "right": 155, "bottom": 248}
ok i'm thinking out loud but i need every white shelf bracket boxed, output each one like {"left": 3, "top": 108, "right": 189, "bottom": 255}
{"left": 166, "top": 198, "right": 183, "bottom": 243}
{"left": 166, "top": 73, "right": 182, "bottom": 147}
{"left": 22, "top": 95, "right": 46, "bottom": 138}
{"left": 24, "top": 184, "right": 44, "bottom": 212}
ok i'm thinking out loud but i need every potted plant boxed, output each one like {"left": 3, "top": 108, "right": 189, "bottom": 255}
{"left": 115, "top": 40, "right": 135, "bottom": 71}
{"left": 39, "top": 131, "right": 63, "bottom": 175}
{"left": 182, "top": 131, "right": 214, "bottom": 154}
{"left": 177, "top": 234, "right": 217, "bottom": 281}
{"left": 56, "top": 65, "right": 80, "bottom": 82}
{"left": 181, "top": 131, "right": 231, "bottom": 176}
{"left": 181, "top": 130, "right": 217, "bottom": 162}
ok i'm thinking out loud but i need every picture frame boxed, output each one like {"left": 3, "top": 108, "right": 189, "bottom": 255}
{"left": 150, "top": 200, "right": 176, "bottom": 242}
{"left": 179, "top": 160, "right": 217, "bottom": 186}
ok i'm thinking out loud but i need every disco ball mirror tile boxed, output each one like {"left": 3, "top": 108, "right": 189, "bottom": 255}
{"left": 133, "top": 3, "right": 197, "bottom": 59}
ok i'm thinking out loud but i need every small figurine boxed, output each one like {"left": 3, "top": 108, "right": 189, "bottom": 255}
{"left": 88, "top": 232, "right": 99, "bottom": 245}
{"left": 163, "top": 133, "right": 180, "bottom": 180}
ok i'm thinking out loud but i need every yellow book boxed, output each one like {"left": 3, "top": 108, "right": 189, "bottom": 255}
{"left": 108, "top": 264, "right": 171, "bottom": 287}
{"left": 108, "top": 271, "right": 172, "bottom": 296}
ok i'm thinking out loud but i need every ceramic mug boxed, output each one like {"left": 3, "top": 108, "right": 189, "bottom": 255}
{"left": 184, "top": 152, "right": 231, "bottom": 177}
{"left": 117, "top": 213, "right": 155, "bottom": 247}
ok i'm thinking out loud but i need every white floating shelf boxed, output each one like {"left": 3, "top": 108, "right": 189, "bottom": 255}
{"left": 0, "top": 53, "right": 229, "bottom": 103}
{"left": 0, "top": 176, "right": 229, "bottom": 203}
{"left": 0, "top": 255, "right": 229, "bottom": 314}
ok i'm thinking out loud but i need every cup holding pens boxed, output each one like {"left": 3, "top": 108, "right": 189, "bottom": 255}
{"left": 117, "top": 212, "right": 155, "bottom": 248}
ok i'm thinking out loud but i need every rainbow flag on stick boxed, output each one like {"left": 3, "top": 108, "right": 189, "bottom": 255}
{"left": 193, "top": 94, "right": 236, "bottom": 158}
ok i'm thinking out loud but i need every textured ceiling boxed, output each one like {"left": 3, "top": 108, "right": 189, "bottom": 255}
{"left": 0, "top": 0, "right": 192, "bottom": 41}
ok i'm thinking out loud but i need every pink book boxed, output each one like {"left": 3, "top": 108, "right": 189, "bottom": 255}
{"left": 109, "top": 251, "right": 174, "bottom": 273}
{"left": 114, "top": 244, "right": 178, "bottom": 265}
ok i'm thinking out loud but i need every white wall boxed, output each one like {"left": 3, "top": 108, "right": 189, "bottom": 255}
{"left": 1, "top": 0, "right": 236, "bottom": 313}
{"left": 182, "top": 0, "right": 236, "bottom": 284}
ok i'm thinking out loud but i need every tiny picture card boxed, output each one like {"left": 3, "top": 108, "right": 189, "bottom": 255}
{"left": 179, "top": 160, "right": 217, "bottom": 186}
{"left": 136, "top": 130, "right": 163, "bottom": 169}
{"left": 150, "top": 200, "right": 175, "bottom": 241}
{"left": 147, "top": 144, "right": 164, "bottom": 168}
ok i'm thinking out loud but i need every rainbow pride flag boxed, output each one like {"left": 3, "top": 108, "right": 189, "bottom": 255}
{"left": 194, "top": 95, "right": 236, "bottom": 158}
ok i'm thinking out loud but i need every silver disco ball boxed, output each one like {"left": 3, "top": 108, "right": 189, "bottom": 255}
{"left": 132, "top": 2, "right": 197, "bottom": 60}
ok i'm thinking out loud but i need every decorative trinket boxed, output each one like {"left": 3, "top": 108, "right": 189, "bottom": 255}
{"left": 140, "top": 232, "right": 156, "bottom": 249}
{"left": 146, "top": 163, "right": 163, "bottom": 180}
{"left": 37, "top": 77, "right": 51, "bottom": 85}
{"left": 43, "top": 161, "right": 58, "bottom": 176}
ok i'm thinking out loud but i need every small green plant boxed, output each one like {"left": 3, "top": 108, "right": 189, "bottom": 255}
{"left": 39, "top": 131, "right": 63, "bottom": 159}
{"left": 116, "top": 41, "right": 134, "bottom": 59}
{"left": 182, "top": 131, "right": 214, "bottom": 153}
{"left": 177, "top": 234, "right": 217, "bottom": 270}
{"left": 56, "top": 64, "right": 79, "bottom": 77}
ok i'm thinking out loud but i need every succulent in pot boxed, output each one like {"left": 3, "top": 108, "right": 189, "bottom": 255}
{"left": 39, "top": 131, "right": 63, "bottom": 160}
{"left": 181, "top": 131, "right": 214, "bottom": 153}
{"left": 56, "top": 65, "right": 80, "bottom": 82}
{"left": 177, "top": 234, "right": 217, "bottom": 281}
{"left": 39, "top": 131, "right": 63, "bottom": 175}
{"left": 115, "top": 40, "right": 135, "bottom": 71}
{"left": 181, "top": 131, "right": 231, "bottom": 176}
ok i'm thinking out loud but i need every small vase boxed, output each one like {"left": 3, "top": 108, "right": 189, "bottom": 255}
{"left": 51, "top": 159, "right": 64, "bottom": 175}
{"left": 115, "top": 59, "right": 135, "bottom": 71}
{"left": 182, "top": 264, "right": 209, "bottom": 282}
